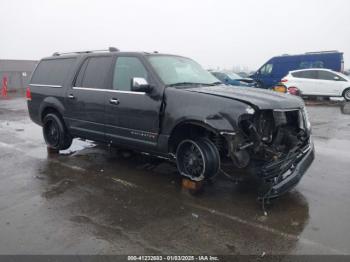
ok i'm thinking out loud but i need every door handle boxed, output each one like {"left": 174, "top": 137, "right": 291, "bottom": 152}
{"left": 68, "top": 94, "right": 75, "bottom": 99}
{"left": 109, "top": 98, "right": 120, "bottom": 105}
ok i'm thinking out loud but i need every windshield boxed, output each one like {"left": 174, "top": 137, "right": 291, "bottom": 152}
{"left": 226, "top": 72, "right": 242, "bottom": 80}
{"left": 148, "top": 55, "right": 219, "bottom": 86}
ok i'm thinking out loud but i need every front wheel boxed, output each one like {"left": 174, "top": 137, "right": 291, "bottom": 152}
{"left": 176, "top": 138, "right": 220, "bottom": 182}
{"left": 343, "top": 88, "right": 350, "bottom": 101}
{"left": 43, "top": 113, "right": 72, "bottom": 150}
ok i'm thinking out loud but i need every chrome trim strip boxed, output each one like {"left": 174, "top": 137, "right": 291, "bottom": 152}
{"left": 104, "top": 122, "right": 158, "bottom": 136}
{"left": 72, "top": 86, "right": 145, "bottom": 95}
{"left": 29, "top": 84, "right": 62, "bottom": 88}
{"left": 273, "top": 108, "right": 300, "bottom": 112}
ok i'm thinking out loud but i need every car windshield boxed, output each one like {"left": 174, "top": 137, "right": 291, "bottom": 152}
{"left": 226, "top": 72, "right": 242, "bottom": 80}
{"left": 148, "top": 55, "right": 220, "bottom": 87}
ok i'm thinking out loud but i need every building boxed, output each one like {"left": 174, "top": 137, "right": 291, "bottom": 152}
{"left": 0, "top": 59, "right": 38, "bottom": 92}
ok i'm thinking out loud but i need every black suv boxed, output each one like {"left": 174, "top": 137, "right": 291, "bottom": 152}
{"left": 27, "top": 47, "right": 315, "bottom": 198}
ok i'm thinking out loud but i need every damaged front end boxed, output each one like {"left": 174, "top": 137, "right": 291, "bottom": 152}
{"left": 219, "top": 107, "right": 315, "bottom": 199}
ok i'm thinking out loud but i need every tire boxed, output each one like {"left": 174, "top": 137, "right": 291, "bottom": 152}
{"left": 176, "top": 138, "right": 220, "bottom": 181}
{"left": 42, "top": 113, "right": 72, "bottom": 150}
{"left": 343, "top": 88, "right": 350, "bottom": 101}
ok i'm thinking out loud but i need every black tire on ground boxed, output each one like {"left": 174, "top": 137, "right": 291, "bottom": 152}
{"left": 176, "top": 138, "right": 220, "bottom": 182}
{"left": 343, "top": 88, "right": 350, "bottom": 101}
{"left": 201, "top": 138, "right": 221, "bottom": 179}
{"left": 42, "top": 113, "right": 72, "bottom": 150}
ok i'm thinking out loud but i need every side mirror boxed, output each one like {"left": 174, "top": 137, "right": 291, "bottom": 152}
{"left": 131, "top": 77, "right": 152, "bottom": 93}
{"left": 334, "top": 76, "right": 340, "bottom": 81}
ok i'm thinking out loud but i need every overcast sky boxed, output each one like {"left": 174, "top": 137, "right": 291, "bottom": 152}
{"left": 0, "top": 0, "right": 349, "bottom": 70}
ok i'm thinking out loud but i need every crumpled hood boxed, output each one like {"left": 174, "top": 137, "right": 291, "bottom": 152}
{"left": 185, "top": 85, "right": 305, "bottom": 110}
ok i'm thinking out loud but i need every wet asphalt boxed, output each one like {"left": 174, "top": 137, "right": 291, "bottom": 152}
{"left": 0, "top": 97, "right": 350, "bottom": 255}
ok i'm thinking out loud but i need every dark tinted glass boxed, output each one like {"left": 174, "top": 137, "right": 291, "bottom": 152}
{"left": 292, "top": 71, "right": 303, "bottom": 78}
{"left": 292, "top": 70, "right": 317, "bottom": 79}
{"left": 261, "top": 63, "right": 273, "bottom": 75}
{"left": 299, "top": 61, "right": 324, "bottom": 69}
{"left": 113, "top": 57, "right": 148, "bottom": 91}
{"left": 80, "top": 57, "right": 113, "bottom": 89}
{"left": 317, "top": 70, "right": 337, "bottom": 80}
{"left": 31, "top": 58, "right": 76, "bottom": 86}
{"left": 75, "top": 59, "right": 89, "bottom": 87}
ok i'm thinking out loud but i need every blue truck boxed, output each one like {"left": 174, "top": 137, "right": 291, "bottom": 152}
{"left": 251, "top": 51, "right": 344, "bottom": 88}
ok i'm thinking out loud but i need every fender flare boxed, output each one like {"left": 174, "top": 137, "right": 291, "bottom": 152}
{"left": 39, "top": 97, "right": 65, "bottom": 121}
{"left": 169, "top": 115, "right": 236, "bottom": 136}
{"left": 166, "top": 117, "right": 237, "bottom": 152}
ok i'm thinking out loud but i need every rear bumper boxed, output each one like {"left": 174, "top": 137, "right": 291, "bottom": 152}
{"left": 258, "top": 141, "right": 315, "bottom": 198}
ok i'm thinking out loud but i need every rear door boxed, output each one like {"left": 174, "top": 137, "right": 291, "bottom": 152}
{"left": 64, "top": 55, "right": 114, "bottom": 142}
{"left": 105, "top": 55, "right": 162, "bottom": 149}
{"left": 291, "top": 70, "right": 319, "bottom": 95}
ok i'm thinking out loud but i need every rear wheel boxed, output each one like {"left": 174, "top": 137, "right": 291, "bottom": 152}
{"left": 43, "top": 113, "right": 72, "bottom": 150}
{"left": 176, "top": 138, "right": 220, "bottom": 182}
{"left": 343, "top": 88, "right": 350, "bottom": 101}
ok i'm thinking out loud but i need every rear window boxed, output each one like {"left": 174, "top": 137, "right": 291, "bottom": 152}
{"left": 31, "top": 58, "right": 76, "bottom": 86}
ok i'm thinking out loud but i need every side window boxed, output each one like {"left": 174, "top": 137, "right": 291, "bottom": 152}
{"left": 292, "top": 71, "right": 303, "bottom": 78}
{"left": 261, "top": 63, "right": 273, "bottom": 75}
{"left": 292, "top": 71, "right": 317, "bottom": 79}
{"left": 113, "top": 57, "right": 148, "bottom": 91}
{"left": 299, "top": 61, "right": 311, "bottom": 69}
{"left": 302, "top": 70, "right": 318, "bottom": 79}
{"left": 76, "top": 56, "right": 113, "bottom": 89}
{"left": 317, "top": 71, "right": 338, "bottom": 81}
{"left": 31, "top": 58, "right": 76, "bottom": 86}
{"left": 299, "top": 61, "right": 324, "bottom": 69}
{"left": 312, "top": 61, "right": 324, "bottom": 68}
{"left": 75, "top": 59, "right": 89, "bottom": 87}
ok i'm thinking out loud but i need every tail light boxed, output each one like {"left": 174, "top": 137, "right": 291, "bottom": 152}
{"left": 281, "top": 79, "right": 288, "bottom": 82}
{"left": 26, "top": 87, "right": 32, "bottom": 101}
{"left": 288, "top": 86, "right": 300, "bottom": 96}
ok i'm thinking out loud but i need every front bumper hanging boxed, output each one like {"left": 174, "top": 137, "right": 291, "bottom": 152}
{"left": 257, "top": 141, "right": 315, "bottom": 199}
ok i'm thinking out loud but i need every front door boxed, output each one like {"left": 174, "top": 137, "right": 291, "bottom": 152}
{"left": 257, "top": 63, "right": 274, "bottom": 88}
{"left": 105, "top": 55, "right": 163, "bottom": 149}
{"left": 64, "top": 55, "right": 114, "bottom": 142}
{"left": 315, "top": 70, "right": 345, "bottom": 96}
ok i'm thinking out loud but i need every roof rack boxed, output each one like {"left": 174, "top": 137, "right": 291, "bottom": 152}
{"left": 52, "top": 47, "right": 119, "bottom": 56}
{"left": 305, "top": 50, "right": 339, "bottom": 54}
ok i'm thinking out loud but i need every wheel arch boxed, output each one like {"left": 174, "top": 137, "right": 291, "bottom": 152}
{"left": 168, "top": 120, "right": 220, "bottom": 154}
{"left": 342, "top": 87, "right": 350, "bottom": 97}
{"left": 39, "top": 97, "right": 65, "bottom": 123}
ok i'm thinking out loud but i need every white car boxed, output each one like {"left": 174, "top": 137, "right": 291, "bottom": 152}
{"left": 282, "top": 68, "right": 350, "bottom": 101}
